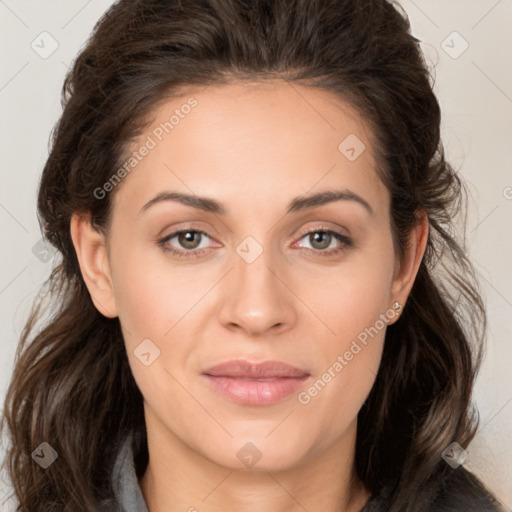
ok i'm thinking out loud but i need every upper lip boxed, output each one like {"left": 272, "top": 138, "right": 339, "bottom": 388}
{"left": 203, "top": 359, "right": 310, "bottom": 378}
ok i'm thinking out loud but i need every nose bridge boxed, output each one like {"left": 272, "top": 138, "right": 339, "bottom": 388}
{"left": 218, "top": 232, "right": 296, "bottom": 335}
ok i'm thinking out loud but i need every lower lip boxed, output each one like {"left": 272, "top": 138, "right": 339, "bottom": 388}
{"left": 203, "top": 375, "right": 309, "bottom": 405}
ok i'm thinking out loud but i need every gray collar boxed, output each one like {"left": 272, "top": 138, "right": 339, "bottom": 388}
{"left": 111, "top": 434, "right": 150, "bottom": 512}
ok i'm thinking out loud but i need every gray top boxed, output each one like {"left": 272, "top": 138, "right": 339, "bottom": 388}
{"left": 111, "top": 434, "right": 149, "bottom": 512}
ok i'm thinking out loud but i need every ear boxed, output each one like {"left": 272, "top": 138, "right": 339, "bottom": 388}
{"left": 69, "top": 212, "right": 118, "bottom": 318}
{"left": 389, "top": 210, "right": 429, "bottom": 323}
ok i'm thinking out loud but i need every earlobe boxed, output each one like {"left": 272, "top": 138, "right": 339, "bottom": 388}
{"left": 69, "top": 213, "right": 118, "bottom": 318}
{"left": 390, "top": 211, "right": 429, "bottom": 317}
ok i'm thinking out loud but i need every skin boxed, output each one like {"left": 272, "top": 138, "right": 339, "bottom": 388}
{"left": 70, "top": 80, "right": 428, "bottom": 512}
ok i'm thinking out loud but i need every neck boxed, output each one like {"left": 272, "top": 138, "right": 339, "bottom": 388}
{"left": 139, "top": 408, "right": 371, "bottom": 512}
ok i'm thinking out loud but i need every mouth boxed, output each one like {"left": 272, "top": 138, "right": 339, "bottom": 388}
{"left": 202, "top": 359, "right": 311, "bottom": 406}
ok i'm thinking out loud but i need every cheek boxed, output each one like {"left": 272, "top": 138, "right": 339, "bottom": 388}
{"left": 296, "top": 307, "right": 387, "bottom": 448}
{"left": 109, "top": 240, "right": 190, "bottom": 341}
{"left": 295, "top": 238, "right": 394, "bottom": 424}
{"left": 108, "top": 245, "right": 210, "bottom": 393}
{"left": 304, "top": 236, "right": 395, "bottom": 341}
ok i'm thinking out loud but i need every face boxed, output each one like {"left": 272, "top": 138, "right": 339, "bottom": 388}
{"left": 72, "top": 80, "right": 425, "bottom": 473}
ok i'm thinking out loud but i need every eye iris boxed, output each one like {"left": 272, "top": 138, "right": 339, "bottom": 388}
{"left": 310, "top": 231, "right": 331, "bottom": 250}
{"left": 179, "top": 231, "right": 201, "bottom": 249}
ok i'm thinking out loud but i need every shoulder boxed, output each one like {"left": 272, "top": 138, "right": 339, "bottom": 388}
{"left": 429, "top": 466, "right": 507, "bottom": 512}
{"left": 361, "top": 466, "right": 507, "bottom": 512}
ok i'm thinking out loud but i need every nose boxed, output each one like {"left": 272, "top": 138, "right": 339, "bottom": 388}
{"left": 218, "top": 247, "right": 297, "bottom": 337}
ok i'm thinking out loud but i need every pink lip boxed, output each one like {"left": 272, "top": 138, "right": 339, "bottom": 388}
{"left": 202, "top": 359, "right": 310, "bottom": 406}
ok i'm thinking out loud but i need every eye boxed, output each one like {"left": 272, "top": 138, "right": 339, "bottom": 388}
{"left": 157, "top": 229, "right": 213, "bottom": 258}
{"left": 294, "top": 227, "right": 353, "bottom": 256}
{"left": 157, "top": 226, "right": 353, "bottom": 259}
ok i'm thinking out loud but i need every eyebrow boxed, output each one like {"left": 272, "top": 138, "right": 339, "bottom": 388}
{"left": 139, "top": 189, "right": 373, "bottom": 217}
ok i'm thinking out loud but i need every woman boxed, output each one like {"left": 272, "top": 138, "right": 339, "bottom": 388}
{"left": 1, "top": 0, "right": 507, "bottom": 511}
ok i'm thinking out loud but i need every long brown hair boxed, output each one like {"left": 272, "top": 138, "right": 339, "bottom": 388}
{"left": 1, "top": 0, "right": 502, "bottom": 510}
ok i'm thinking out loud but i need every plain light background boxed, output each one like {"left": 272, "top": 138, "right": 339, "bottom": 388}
{"left": 1, "top": 0, "right": 511, "bottom": 510}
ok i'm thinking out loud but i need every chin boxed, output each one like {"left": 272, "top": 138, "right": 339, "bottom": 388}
{"left": 202, "top": 433, "right": 311, "bottom": 473}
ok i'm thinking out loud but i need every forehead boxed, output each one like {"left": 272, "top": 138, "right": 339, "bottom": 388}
{"left": 112, "top": 79, "right": 388, "bottom": 219}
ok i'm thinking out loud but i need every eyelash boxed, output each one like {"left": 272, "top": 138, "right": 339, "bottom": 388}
{"left": 157, "top": 226, "right": 353, "bottom": 259}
